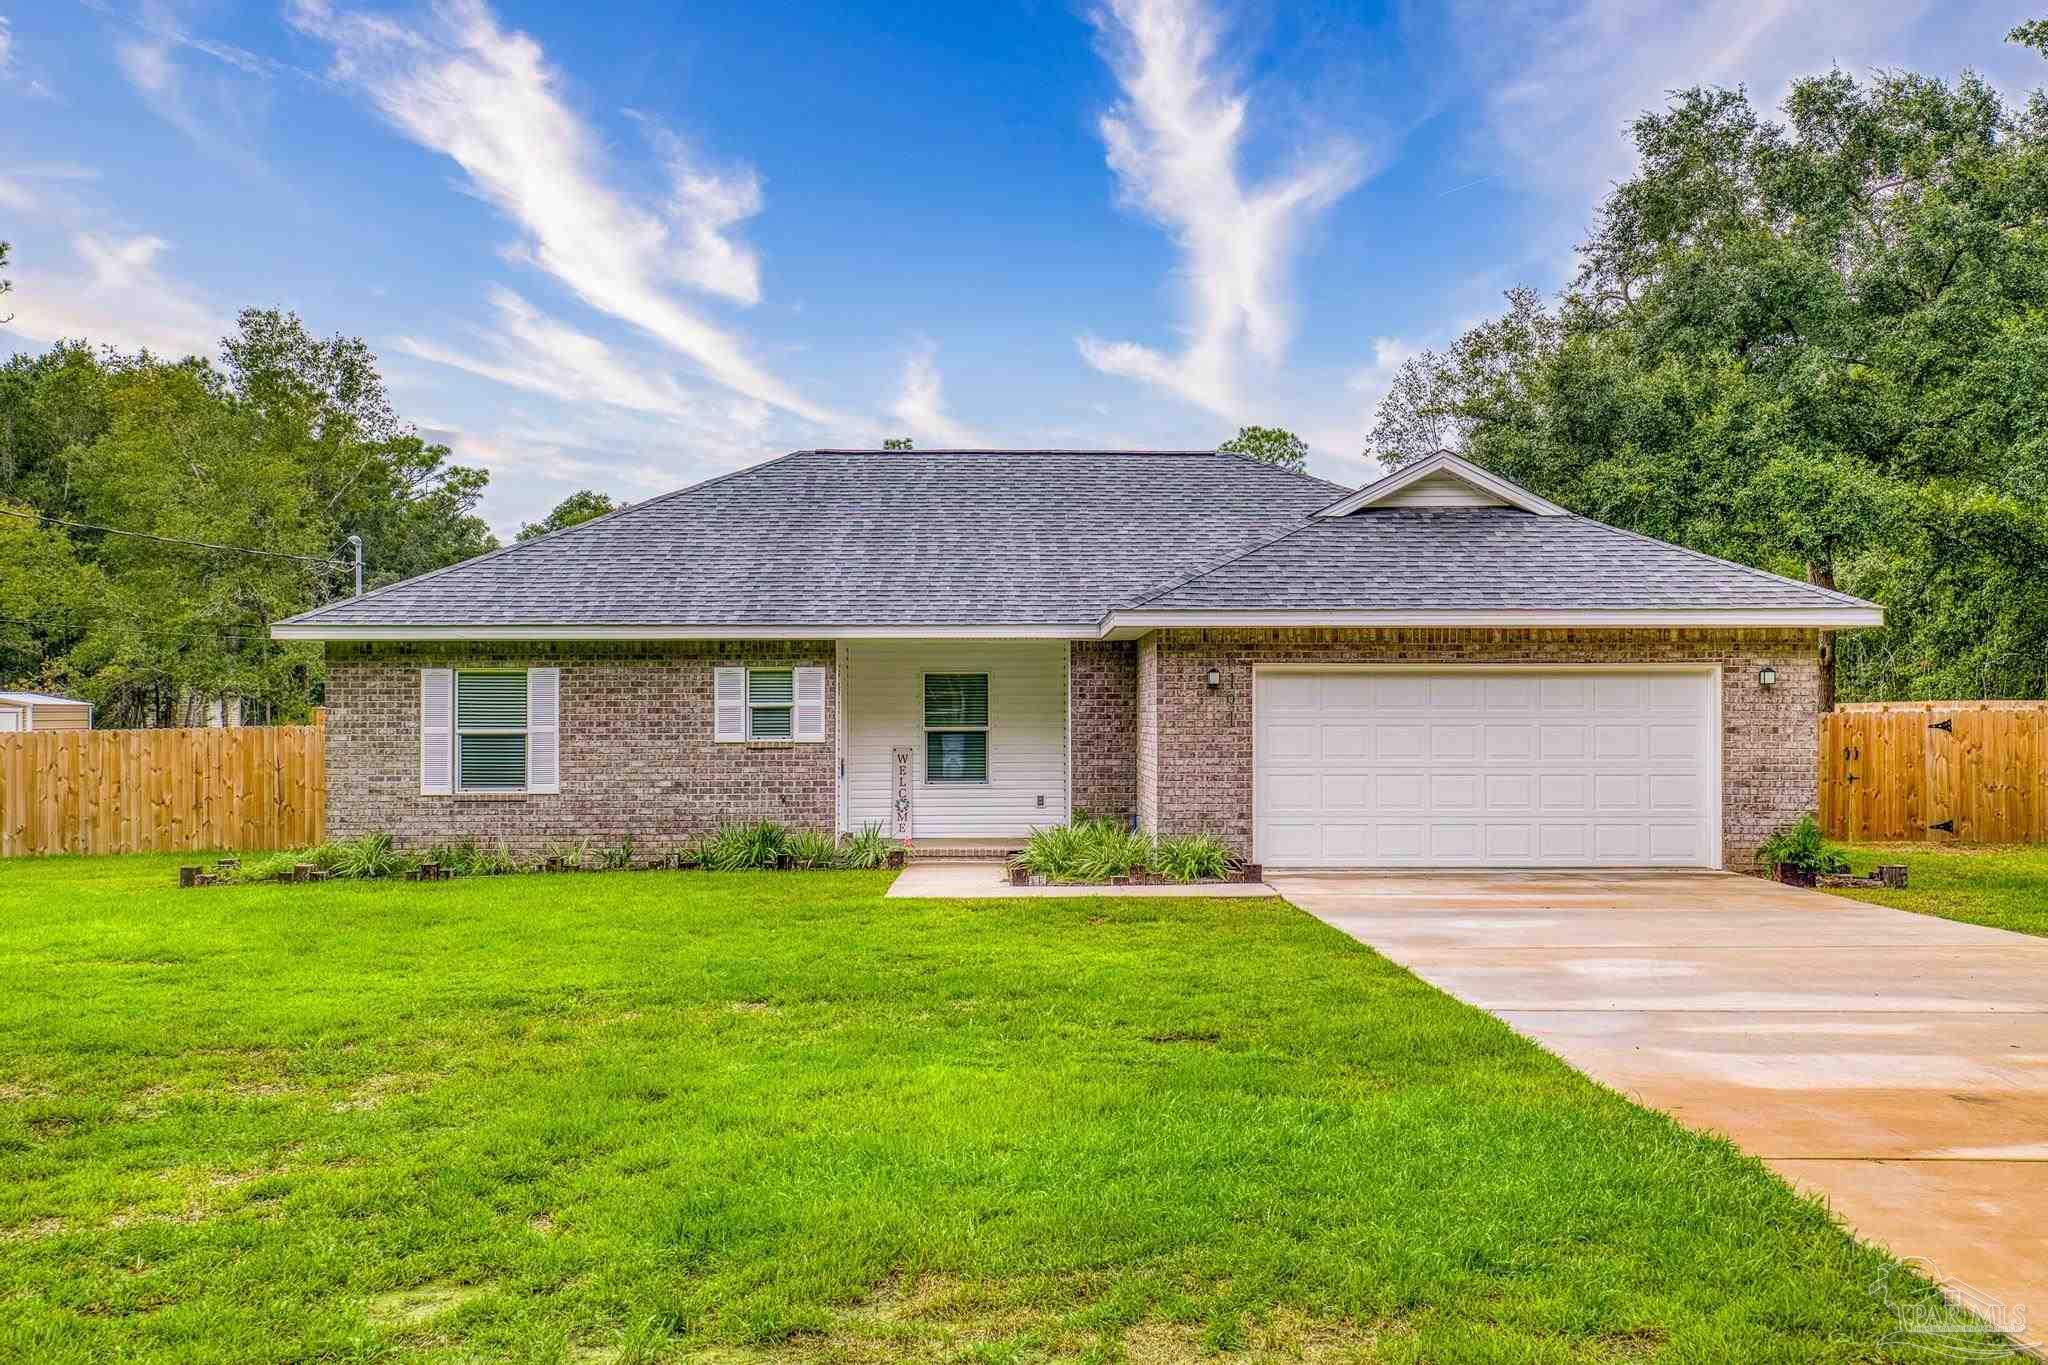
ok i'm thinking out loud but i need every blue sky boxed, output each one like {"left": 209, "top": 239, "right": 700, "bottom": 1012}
{"left": 3, "top": 0, "right": 2042, "bottom": 537}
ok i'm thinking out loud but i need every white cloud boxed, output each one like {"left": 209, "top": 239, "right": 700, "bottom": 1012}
{"left": 290, "top": 0, "right": 838, "bottom": 424}
{"left": 399, "top": 286, "right": 706, "bottom": 422}
{"left": 0, "top": 230, "right": 224, "bottom": 358}
{"left": 1441, "top": 0, "right": 1961, "bottom": 195}
{"left": 1077, "top": 0, "right": 1368, "bottom": 420}
{"left": 0, "top": 13, "right": 56, "bottom": 98}
{"left": 108, "top": 1, "right": 275, "bottom": 168}
{"left": 887, "top": 342, "right": 984, "bottom": 447}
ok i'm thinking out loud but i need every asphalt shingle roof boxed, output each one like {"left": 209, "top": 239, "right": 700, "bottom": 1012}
{"left": 278, "top": 449, "right": 1873, "bottom": 630}
{"left": 1131, "top": 509, "right": 1870, "bottom": 611}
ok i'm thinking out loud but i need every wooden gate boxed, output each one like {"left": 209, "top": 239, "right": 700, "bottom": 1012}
{"left": 1820, "top": 702, "right": 2047, "bottom": 843}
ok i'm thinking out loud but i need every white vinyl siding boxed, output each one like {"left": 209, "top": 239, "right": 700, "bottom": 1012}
{"left": 845, "top": 641, "right": 1067, "bottom": 839}
{"left": 1368, "top": 469, "right": 1510, "bottom": 509}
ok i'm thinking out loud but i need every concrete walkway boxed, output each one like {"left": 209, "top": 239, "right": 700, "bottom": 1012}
{"left": 1272, "top": 870, "right": 2048, "bottom": 1352}
{"left": 887, "top": 861, "right": 1276, "bottom": 899}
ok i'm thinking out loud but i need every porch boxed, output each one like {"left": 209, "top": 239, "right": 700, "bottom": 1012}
{"left": 835, "top": 639, "right": 1078, "bottom": 843}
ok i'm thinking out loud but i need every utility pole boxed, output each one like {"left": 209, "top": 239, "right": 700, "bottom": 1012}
{"left": 347, "top": 535, "right": 364, "bottom": 597}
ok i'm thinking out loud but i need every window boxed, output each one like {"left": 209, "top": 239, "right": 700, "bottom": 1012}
{"left": 457, "top": 670, "right": 528, "bottom": 790}
{"left": 924, "top": 673, "right": 988, "bottom": 782}
{"left": 747, "top": 668, "right": 794, "bottom": 739}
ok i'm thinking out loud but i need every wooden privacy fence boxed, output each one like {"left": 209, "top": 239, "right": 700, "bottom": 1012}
{"left": 1820, "top": 702, "right": 2048, "bottom": 843}
{"left": 0, "top": 724, "right": 326, "bottom": 856}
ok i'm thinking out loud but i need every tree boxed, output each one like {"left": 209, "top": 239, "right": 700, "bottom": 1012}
{"left": 0, "top": 241, "right": 11, "bottom": 324}
{"left": 1368, "top": 32, "right": 2048, "bottom": 705}
{"left": 1218, "top": 426, "right": 1309, "bottom": 473}
{"left": 517, "top": 490, "right": 618, "bottom": 541}
{"left": 882, "top": 436, "right": 914, "bottom": 450}
{"left": 0, "top": 313, "right": 502, "bottom": 723}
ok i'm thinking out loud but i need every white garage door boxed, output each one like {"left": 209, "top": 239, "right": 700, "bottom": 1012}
{"left": 1255, "top": 670, "right": 1718, "bottom": 868}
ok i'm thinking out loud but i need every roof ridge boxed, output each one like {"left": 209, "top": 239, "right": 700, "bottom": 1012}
{"left": 280, "top": 449, "right": 814, "bottom": 625}
{"left": 1563, "top": 514, "right": 1876, "bottom": 607}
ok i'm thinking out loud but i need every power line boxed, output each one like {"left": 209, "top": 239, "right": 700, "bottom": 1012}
{"left": 0, "top": 505, "right": 350, "bottom": 568}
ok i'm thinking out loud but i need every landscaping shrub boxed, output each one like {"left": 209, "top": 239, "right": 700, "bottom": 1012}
{"left": 837, "top": 824, "right": 895, "bottom": 869}
{"left": 1012, "top": 822, "right": 1244, "bottom": 883}
{"left": 233, "top": 851, "right": 306, "bottom": 883}
{"left": 1755, "top": 813, "right": 1849, "bottom": 876}
{"left": 595, "top": 837, "right": 636, "bottom": 871}
{"left": 1149, "top": 834, "right": 1237, "bottom": 882}
{"left": 325, "top": 832, "right": 416, "bottom": 879}
{"left": 1073, "top": 825, "right": 1153, "bottom": 882}
{"left": 700, "top": 821, "right": 791, "bottom": 871}
{"left": 542, "top": 839, "right": 592, "bottom": 870}
{"left": 784, "top": 830, "right": 841, "bottom": 869}
{"left": 1012, "top": 822, "right": 1093, "bottom": 882}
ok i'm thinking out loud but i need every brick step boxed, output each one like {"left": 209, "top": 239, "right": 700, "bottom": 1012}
{"left": 905, "top": 845, "right": 1021, "bottom": 862}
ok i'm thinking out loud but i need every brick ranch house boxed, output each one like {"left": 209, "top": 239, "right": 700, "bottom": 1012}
{"left": 272, "top": 449, "right": 1883, "bottom": 870}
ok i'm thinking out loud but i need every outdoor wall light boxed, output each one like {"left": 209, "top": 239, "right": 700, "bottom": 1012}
{"left": 1758, "top": 665, "right": 1777, "bottom": 688}
{"left": 1205, "top": 667, "right": 1222, "bottom": 690}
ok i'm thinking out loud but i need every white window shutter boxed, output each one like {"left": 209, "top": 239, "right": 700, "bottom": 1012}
{"left": 714, "top": 667, "right": 747, "bottom": 741}
{"left": 794, "top": 667, "right": 826, "bottom": 741}
{"left": 420, "top": 668, "right": 453, "bottom": 795}
{"left": 527, "top": 667, "right": 560, "bottom": 793}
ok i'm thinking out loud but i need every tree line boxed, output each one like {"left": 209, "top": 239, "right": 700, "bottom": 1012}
{"left": 0, "top": 311, "right": 500, "bottom": 726}
{"left": 1369, "top": 24, "right": 2048, "bottom": 705}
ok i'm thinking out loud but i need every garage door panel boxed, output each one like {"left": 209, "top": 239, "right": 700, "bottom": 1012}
{"left": 1647, "top": 723, "right": 1699, "bottom": 759}
{"left": 1261, "top": 723, "right": 1316, "bottom": 760}
{"left": 1481, "top": 675, "right": 1538, "bottom": 710}
{"left": 1262, "top": 673, "right": 1319, "bottom": 710}
{"left": 1594, "top": 774, "right": 1641, "bottom": 811}
{"left": 1592, "top": 676, "right": 1643, "bottom": 708}
{"left": 1431, "top": 724, "right": 1479, "bottom": 760}
{"left": 1486, "top": 824, "right": 1535, "bottom": 860}
{"left": 1377, "top": 824, "right": 1427, "bottom": 859}
{"left": 1595, "top": 824, "right": 1646, "bottom": 861}
{"left": 1375, "top": 773, "right": 1425, "bottom": 810}
{"left": 1321, "top": 774, "right": 1372, "bottom": 811}
{"left": 1486, "top": 773, "right": 1535, "bottom": 809}
{"left": 1647, "top": 773, "right": 1702, "bottom": 810}
{"left": 1484, "top": 724, "right": 1537, "bottom": 759}
{"left": 1430, "top": 676, "right": 1482, "bottom": 709}
{"left": 1376, "top": 723, "right": 1426, "bottom": 758}
{"left": 1257, "top": 669, "right": 1715, "bottom": 868}
{"left": 1431, "top": 773, "right": 1480, "bottom": 810}
{"left": 1264, "top": 771, "right": 1320, "bottom": 813}
{"left": 1322, "top": 723, "right": 1370, "bottom": 759}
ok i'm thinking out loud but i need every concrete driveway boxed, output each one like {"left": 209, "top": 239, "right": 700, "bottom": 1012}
{"left": 1272, "top": 870, "right": 2048, "bottom": 1352}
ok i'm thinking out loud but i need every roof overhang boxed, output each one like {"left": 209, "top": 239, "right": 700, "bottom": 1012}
{"left": 1315, "top": 451, "right": 1570, "bottom": 517}
{"left": 275, "top": 604, "right": 1883, "bottom": 644}
{"left": 1096, "top": 606, "right": 1885, "bottom": 638}
{"left": 271, "top": 622, "right": 1105, "bottom": 642}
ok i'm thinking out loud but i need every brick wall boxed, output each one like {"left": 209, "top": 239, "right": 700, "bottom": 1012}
{"left": 1067, "top": 640, "right": 1137, "bottom": 824}
{"left": 323, "top": 641, "right": 835, "bottom": 853}
{"left": 1135, "top": 635, "right": 1159, "bottom": 833}
{"left": 1137, "top": 628, "right": 1822, "bottom": 870}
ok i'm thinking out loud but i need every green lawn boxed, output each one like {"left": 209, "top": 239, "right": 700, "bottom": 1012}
{"left": 0, "top": 856, "right": 1989, "bottom": 1363}
{"left": 1833, "top": 843, "right": 2048, "bottom": 937}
